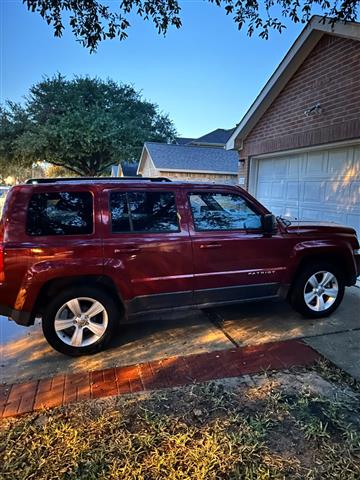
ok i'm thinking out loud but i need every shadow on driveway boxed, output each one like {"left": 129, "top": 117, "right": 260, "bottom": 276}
{"left": 1, "top": 288, "right": 359, "bottom": 385}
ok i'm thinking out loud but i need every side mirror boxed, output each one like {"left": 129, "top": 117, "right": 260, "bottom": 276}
{"left": 261, "top": 214, "right": 277, "bottom": 234}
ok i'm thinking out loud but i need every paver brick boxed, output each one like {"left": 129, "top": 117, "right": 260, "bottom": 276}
{"left": 1, "top": 340, "right": 321, "bottom": 419}
{"left": 7, "top": 381, "right": 38, "bottom": 403}
{"left": 34, "top": 386, "right": 64, "bottom": 410}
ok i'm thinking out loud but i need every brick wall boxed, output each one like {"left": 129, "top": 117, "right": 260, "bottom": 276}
{"left": 238, "top": 34, "right": 360, "bottom": 174}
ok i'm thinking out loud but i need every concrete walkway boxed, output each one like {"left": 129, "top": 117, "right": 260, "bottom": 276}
{"left": 305, "top": 331, "right": 360, "bottom": 380}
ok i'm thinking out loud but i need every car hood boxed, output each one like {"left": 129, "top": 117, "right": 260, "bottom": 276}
{"left": 284, "top": 220, "right": 357, "bottom": 236}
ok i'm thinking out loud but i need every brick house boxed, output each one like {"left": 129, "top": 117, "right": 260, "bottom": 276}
{"left": 138, "top": 129, "right": 238, "bottom": 184}
{"left": 226, "top": 16, "right": 360, "bottom": 237}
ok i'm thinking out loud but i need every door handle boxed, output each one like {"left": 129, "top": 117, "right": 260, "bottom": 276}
{"left": 114, "top": 246, "right": 141, "bottom": 254}
{"left": 199, "top": 242, "right": 222, "bottom": 249}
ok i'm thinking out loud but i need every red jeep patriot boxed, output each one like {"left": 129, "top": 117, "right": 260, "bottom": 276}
{"left": 0, "top": 177, "right": 359, "bottom": 356}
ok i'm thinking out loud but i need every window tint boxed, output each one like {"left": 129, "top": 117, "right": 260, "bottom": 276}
{"left": 27, "top": 192, "right": 93, "bottom": 236}
{"left": 110, "top": 191, "right": 179, "bottom": 233}
{"left": 189, "top": 192, "right": 262, "bottom": 231}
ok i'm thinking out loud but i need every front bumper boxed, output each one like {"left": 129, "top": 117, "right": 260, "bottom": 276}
{"left": 355, "top": 254, "right": 360, "bottom": 277}
{"left": 0, "top": 304, "right": 32, "bottom": 326}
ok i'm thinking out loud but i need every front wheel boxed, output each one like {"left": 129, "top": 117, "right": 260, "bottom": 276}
{"left": 42, "top": 287, "right": 119, "bottom": 356}
{"left": 290, "top": 263, "right": 345, "bottom": 318}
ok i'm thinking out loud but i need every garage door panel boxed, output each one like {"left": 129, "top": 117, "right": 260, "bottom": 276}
{"left": 286, "top": 181, "right": 301, "bottom": 201}
{"left": 288, "top": 155, "right": 303, "bottom": 177}
{"left": 258, "top": 160, "right": 274, "bottom": 176}
{"left": 306, "top": 151, "right": 326, "bottom": 175}
{"left": 328, "top": 148, "right": 352, "bottom": 175}
{"left": 252, "top": 144, "right": 360, "bottom": 238}
{"left": 303, "top": 181, "right": 324, "bottom": 202}
{"left": 324, "top": 182, "right": 351, "bottom": 204}
{"left": 271, "top": 181, "right": 285, "bottom": 199}
{"left": 350, "top": 182, "right": 360, "bottom": 207}
{"left": 257, "top": 181, "right": 272, "bottom": 197}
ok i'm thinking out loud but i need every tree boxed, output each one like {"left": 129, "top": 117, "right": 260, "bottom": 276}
{"left": 3, "top": 75, "right": 176, "bottom": 176}
{"left": 0, "top": 104, "right": 34, "bottom": 183}
{"left": 45, "top": 165, "right": 79, "bottom": 178}
{"left": 24, "top": 0, "right": 359, "bottom": 51}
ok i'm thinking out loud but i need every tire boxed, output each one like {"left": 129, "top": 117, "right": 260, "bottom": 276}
{"left": 290, "top": 262, "right": 345, "bottom": 318}
{"left": 42, "top": 286, "right": 119, "bottom": 356}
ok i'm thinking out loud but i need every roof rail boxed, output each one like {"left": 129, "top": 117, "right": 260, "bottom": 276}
{"left": 25, "top": 176, "right": 172, "bottom": 184}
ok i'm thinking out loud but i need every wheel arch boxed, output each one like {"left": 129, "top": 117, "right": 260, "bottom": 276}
{"left": 32, "top": 275, "right": 125, "bottom": 320}
{"left": 289, "top": 250, "right": 354, "bottom": 296}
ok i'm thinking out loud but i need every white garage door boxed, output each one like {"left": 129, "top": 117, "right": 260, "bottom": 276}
{"left": 252, "top": 144, "right": 360, "bottom": 238}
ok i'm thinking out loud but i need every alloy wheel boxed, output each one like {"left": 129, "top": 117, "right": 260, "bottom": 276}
{"left": 303, "top": 271, "right": 339, "bottom": 312}
{"left": 54, "top": 297, "right": 108, "bottom": 347}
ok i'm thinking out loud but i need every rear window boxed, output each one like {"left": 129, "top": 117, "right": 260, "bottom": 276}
{"left": 26, "top": 192, "right": 93, "bottom": 236}
{"left": 110, "top": 191, "right": 179, "bottom": 233}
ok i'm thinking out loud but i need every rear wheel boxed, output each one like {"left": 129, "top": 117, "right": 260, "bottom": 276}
{"left": 290, "top": 263, "right": 345, "bottom": 318}
{"left": 42, "top": 287, "right": 119, "bottom": 356}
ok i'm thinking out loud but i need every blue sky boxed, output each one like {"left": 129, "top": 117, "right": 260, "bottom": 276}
{"left": 1, "top": 1, "right": 306, "bottom": 138}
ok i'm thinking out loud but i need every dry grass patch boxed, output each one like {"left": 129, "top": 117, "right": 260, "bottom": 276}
{"left": 1, "top": 366, "right": 359, "bottom": 479}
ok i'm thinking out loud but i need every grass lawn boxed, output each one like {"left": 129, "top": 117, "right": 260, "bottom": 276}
{"left": 1, "top": 360, "right": 359, "bottom": 480}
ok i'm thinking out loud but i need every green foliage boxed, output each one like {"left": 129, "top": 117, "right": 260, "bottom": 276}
{"left": 2, "top": 75, "right": 176, "bottom": 177}
{"left": 23, "top": 0, "right": 360, "bottom": 51}
{"left": 0, "top": 104, "right": 34, "bottom": 183}
{"left": 45, "top": 165, "right": 79, "bottom": 178}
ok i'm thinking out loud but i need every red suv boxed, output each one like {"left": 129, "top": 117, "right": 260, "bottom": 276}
{"left": 1, "top": 177, "right": 359, "bottom": 356}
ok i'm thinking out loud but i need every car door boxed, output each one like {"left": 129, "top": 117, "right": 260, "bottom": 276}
{"left": 101, "top": 186, "right": 194, "bottom": 315}
{"left": 186, "top": 186, "right": 289, "bottom": 306}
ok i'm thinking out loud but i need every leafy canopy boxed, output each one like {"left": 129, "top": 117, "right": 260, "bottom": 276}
{"left": 0, "top": 104, "right": 35, "bottom": 183}
{"left": 1, "top": 75, "right": 176, "bottom": 177}
{"left": 24, "top": 0, "right": 360, "bottom": 51}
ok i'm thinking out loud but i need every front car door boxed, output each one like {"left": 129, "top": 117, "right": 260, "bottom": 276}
{"left": 101, "top": 185, "right": 194, "bottom": 316}
{"left": 185, "top": 185, "right": 289, "bottom": 306}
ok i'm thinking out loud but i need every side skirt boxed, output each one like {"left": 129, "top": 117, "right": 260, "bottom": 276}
{"left": 124, "top": 283, "right": 283, "bottom": 324}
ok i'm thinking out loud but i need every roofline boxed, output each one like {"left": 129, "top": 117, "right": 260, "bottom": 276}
{"left": 158, "top": 168, "right": 237, "bottom": 175}
{"left": 137, "top": 144, "right": 158, "bottom": 176}
{"left": 190, "top": 142, "right": 226, "bottom": 147}
{"left": 226, "top": 15, "right": 360, "bottom": 150}
{"left": 144, "top": 141, "right": 227, "bottom": 150}
{"left": 137, "top": 145, "right": 147, "bottom": 175}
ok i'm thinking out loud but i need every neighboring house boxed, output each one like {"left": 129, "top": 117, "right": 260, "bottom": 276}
{"left": 226, "top": 16, "right": 360, "bottom": 237}
{"left": 189, "top": 128, "right": 235, "bottom": 147}
{"left": 119, "top": 162, "right": 138, "bottom": 177}
{"left": 174, "top": 128, "right": 235, "bottom": 147}
{"left": 138, "top": 141, "right": 238, "bottom": 184}
{"left": 138, "top": 128, "right": 238, "bottom": 184}
{"left": 111, "top": 162, "right": 139, "bottom": 177}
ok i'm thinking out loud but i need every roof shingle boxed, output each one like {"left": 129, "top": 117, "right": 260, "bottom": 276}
{"left": 145, "top": 142, "right": 238, "bottom": 174}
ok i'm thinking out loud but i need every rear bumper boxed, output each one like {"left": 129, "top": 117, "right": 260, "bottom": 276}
{"left": 0, "top": 304, "right": 32, "bottom": 326}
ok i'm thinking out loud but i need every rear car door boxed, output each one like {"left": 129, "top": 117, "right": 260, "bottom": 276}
{"left": 101, "top": 186, "right": 194, "bottom": 315}
{"left": 186, "top": 186, "right": 289, "bottom": 305}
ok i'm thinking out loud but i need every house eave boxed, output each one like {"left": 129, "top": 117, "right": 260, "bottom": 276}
{"left": 226, "top": 15, "right": 360, "bottom": 151}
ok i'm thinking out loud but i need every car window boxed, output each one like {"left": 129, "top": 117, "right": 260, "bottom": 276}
{"left": 189, "top": 192, "right": 262, "bottom": 231}
{"left": 27, "top": 192, "right": 93, "bottom": 236}
{"left": 110, "top": 191, "right": 179, "bottom": 233}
